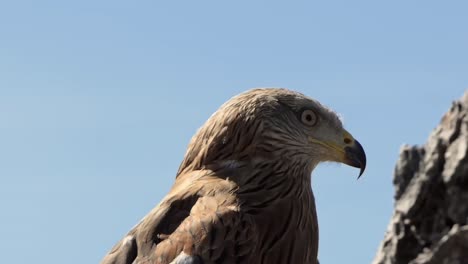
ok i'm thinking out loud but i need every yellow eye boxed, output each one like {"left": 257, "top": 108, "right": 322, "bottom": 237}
{"left": 301, "top": 109, "right": 318, "bottom": 126}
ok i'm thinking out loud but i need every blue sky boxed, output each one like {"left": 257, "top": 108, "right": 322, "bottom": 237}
{"left": 0, "top": 1, "right": 467, "bottom": 263}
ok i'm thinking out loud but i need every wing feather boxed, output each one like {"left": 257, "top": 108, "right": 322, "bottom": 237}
{"left": 101, "top": 172, "right": 255, "bottom": 264}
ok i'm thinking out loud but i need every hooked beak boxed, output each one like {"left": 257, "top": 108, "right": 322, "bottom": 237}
{"left": 344, "top": 139, "right": 367, "bottom": 178}
{"left": 309, "top": 129, "right": 367, "bottom": 178}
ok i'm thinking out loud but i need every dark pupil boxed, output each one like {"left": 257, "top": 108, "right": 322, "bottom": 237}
{"left": 305, "top": 114, "right": 312, "bottom": 122}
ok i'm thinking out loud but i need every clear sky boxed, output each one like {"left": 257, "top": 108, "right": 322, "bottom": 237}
{"left": 1, "top": 1, "right": 467, "bottom": 263}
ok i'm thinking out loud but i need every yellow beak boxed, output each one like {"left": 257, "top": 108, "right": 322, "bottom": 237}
{"left": 310, "top": 130, "right": 367, "bottom": 178}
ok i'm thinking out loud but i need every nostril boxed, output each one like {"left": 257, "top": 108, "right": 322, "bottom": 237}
{"left": 344, "top": 137, "right": 352, "bottom": 144}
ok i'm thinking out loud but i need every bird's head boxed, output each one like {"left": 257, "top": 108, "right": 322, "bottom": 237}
{"left": 258, "top": 88, "right": 366, "bottom": 177}
{"left": 177, "top": 88, "right": 366, "bottom": 178}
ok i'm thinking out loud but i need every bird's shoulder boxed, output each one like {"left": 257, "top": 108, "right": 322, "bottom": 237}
{"left": 101, "top": 170, "right": 256, "bottom": 264}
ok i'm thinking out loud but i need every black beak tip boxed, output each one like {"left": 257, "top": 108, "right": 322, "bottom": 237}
{"left": 357, "top": 166, "right": 365, "bottom": 180}
{"left": 344, "top": 139, "right": 367, "bottom": 179}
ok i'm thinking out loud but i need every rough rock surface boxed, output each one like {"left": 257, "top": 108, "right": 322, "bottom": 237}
{"left": 373, "top": 92, "right": 468, "bottom": 264}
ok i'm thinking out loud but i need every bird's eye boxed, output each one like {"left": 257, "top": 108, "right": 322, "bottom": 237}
{"left": 301, "top": 109, "right": 318, "bottom": 126}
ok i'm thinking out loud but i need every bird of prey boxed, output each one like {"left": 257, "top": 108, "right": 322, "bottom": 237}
{"left": 101, "top": 88, "right": 366, "bottom": 264}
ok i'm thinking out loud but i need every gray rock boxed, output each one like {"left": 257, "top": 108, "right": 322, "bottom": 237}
{"left": 373, "top": 91, "right": 468, "bottom": 264}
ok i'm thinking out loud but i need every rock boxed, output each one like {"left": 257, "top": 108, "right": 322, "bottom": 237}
{"left": 372, "top": 91, "right": 468, "bottom": 264}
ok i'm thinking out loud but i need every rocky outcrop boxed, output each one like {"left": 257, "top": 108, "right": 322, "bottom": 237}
{"left": 373, "top": 92, "right": 468, "bottom": 264}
